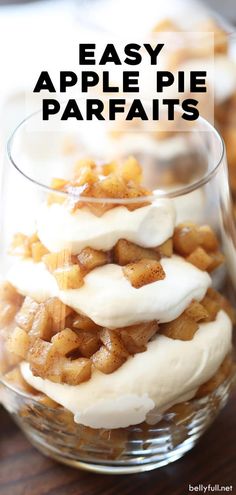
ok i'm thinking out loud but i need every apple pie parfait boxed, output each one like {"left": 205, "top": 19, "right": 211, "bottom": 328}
{"left": 0, "top": 113, "right": 235, "bottom": 474}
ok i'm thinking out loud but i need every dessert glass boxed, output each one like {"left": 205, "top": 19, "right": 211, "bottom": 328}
{"left": 0, "top": 109, "right": 236, "bottom": 474}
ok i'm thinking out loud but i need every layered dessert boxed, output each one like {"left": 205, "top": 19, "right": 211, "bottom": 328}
{"left": 0, "top": 157, "right": 234, "bottom": 439}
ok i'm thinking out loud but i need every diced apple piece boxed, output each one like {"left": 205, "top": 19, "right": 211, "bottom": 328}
{"left": 120, "top": 321, "right": 158, "bottom": 353}
{"left": 92, "top": 345, "right": 126, "bottom": 374}
{"left": 114, "top": 239, "right": 159, "bottom": 266}
{"left": 185, "top": 301, "right": 209, "bottom": 322}
{"left": 186, "top": 247, "right": 212, "bottom": 271}
{"left": 0, "top": 282, "right": 22, "bottom": 328}
{"left": 124, "top": 184, "right": 150, "bottom": 211}
{"left": 160, "top": 314, "right": 198, "bottom": 340}
{"left": 67, "top": 181, "right": 102, "bottom": 203}
{"left": 28, "top": 338, "right": 56, "bottom": 377}
{"left": 74, "top": 165, "right": 97, "bottom": 186}
{"left": 28, "top": 233, "right": 39, "bottom": 245}
{"left": 51, "top": 178, "right": 68, "bottom": 190}
{"left": 31, "top": 241, "right": 49, "bottom": 262}
{"left": 126, "top": 201, "right": 150, "bottom": 212}
{"left": 45, "top": 355, "right": 66, "bottom": 383}
{"left": 0, "top": 302, "right": 19, "bottom": 328}
{"left": 124, "top": 321, "right": 158, "bottom": 346}
{"left": 197, "top": 225, "right": 219, "bottom": 252}
{"left": 46, "top": 373, "right": 63, "bottom": 383}
{"left": 62, "top": 357, "right": 92, "bottom": 385}
{"left": 15, "top": 297, "right": 39, "bottom": 331}
{"left": 101, "top": 162, "right": 117, "bottom": 176}
{"left": 77, "top": 247, "right": 108, "bottom": 272}
{"left": 72, "top": 313, "right": 102, "bottom": 332}
{"left": 46, "top": 298, "right": 73, "bottom": 332}
{"left": 201, "top": 295, "right": 221, "bottom": 322}
{"left": 77, "top": 331, "right": 100, "bottom": 357}
{"left": 100, "top": 329, "right": 129, "bottom": 358}
{"left": 207, "top": 287, "right": 224, "bottom": 304}
{"left": 207, "top": 251, "right": 225, "bottom": 272}
{"left": 6, "top": 327, "right": 29, "bottom": 359}
{"left": 173, "top": 223, "right": 199, "bottom": 256}
{"left": 123, "top": 259, "right": 165, "bottom": 288}
{"left": 99, "top": 175, "right": 127, "bottom": 198}
{"left": 51, "top": 328, "right": 81, "bottom": 355}
{"left": 156, "top": 238, "right": 173, "bottom": 258}
{"left": 29, "top": 304, "right": 52, "bottom": 341}
{"left": 82, "top": 200, "right": 114, "bottom": 217}
{"left": 54, "top": 264, "right": 84, "bottom": 290}
{"left": 207, "top": 288, "right": 235, "bottom": 323}
{"left": 121, "top": 156, "right": 142, "bottom": 183}
{"left": 43, "top": 250, "right": 72, "bottom": 273}
{"left": 120, "top": 332, "right": 145, "bottom": 354}
{"left": 0, "top": 282, "right": 23, "bottom": 306}
{"left": 74, "top": 158, "right": 96, "bottom": 174}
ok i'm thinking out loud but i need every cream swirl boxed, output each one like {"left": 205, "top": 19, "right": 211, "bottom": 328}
{"left": 7, "top": 256, "right": 211, "bottom": 328}
{"left": 37, "top": 199, "right": 175, "bottom": 254}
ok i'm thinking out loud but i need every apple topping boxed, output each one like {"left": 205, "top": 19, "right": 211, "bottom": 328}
{"left": 123, "top": 259, "right": 166, "bottom": 288}
{"left": 114, "top": 239, "right": 160, "bottom": 266}
{"left": 77, "top": 247, "right": 109, "bottom": 272}
{"left": 174, "top": 222, "right": 224, "bottom": 272}
{"left": 92, "top": 346, "right": 126, "bottom": 374}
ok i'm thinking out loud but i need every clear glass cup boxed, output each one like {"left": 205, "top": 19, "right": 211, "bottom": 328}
{"left": 0, "top": 109, "right": 235, "bottom": 474}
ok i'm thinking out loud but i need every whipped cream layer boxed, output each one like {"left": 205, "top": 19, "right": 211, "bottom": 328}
{"left": 21, "top": 310, "right": 232, "bottom": 429}
{"left": 7, "top": 256, "right": 211, "bottom": 327}
{"left": 37, "top": 199, "right": 175, "bottom": 254}
{"left": 7, "top": 260, "right": 58, "bottom": 302}
{"left": 60, "top": 257, "right": 211, "bottom": 328}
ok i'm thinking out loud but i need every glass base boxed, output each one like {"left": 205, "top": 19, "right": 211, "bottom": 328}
{"left": 1, "top": 371, "right": 235, "bottom": 474}
{"left": 28, "top": 431, "right": 197, "bottom": 474}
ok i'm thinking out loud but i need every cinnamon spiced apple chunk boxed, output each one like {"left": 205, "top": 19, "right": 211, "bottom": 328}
{"left": 77, "top": 247, "right": 109, "bottom": 272}
{"left": 114, "top": 239, "right": 160, "bottom": 265}
{"left": 173, "top": 222, "right": 224, "bottom": 272}
{"left": 0, "top": 282, "right": 23, "bottom": 328}
{"left": 1, "top": 155, "right": 234, "bottom": 432}
{"left": 159, "top": 301, "right": 208, "bottom": 341}
{"left": 120, "top": 321, "right": 158, "bottom": 353}
{"left": 42, "top": 247, "right": 110, "bottom": 290}
{"left": 6, "top": 327, "right": 29, "bottom": 359}
{"left": 123, "top": 259, "right": 166, "bottom": 288}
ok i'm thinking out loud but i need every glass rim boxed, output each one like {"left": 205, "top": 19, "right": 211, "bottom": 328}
{"left": 7, "top": 107, "right": 225, "bottom": 203}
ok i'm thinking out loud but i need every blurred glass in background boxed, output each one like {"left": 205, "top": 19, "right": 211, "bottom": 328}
{"left": 0, "top": 0, "right": 236, "bottom": 201}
